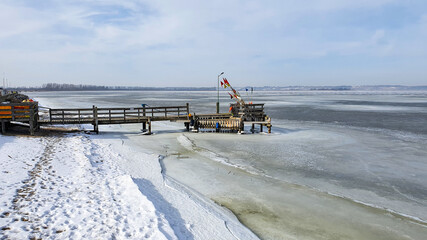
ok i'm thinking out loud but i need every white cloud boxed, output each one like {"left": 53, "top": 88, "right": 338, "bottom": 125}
{"left": 0, "top": 0, "right": 426, "bottom": 86}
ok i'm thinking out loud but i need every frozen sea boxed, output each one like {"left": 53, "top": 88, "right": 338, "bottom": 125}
{"left": 30, "top": 90, "right": 427, "bottom": 240}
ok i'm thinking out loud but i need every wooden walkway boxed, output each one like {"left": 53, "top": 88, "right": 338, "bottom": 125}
{"left": 1, "top": 101, "right": 271, "bottom": 135}
{"left": 39, "top": 104, "right": 190, "bottom": 134}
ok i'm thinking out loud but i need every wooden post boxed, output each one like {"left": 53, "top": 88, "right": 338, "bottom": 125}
{"left": 148, "top": 117, "right": 152, "bottom": 135}
{"left": 29, "top": 108, "right": 35, "bottom": 136}
{"left": 238, "top": 119, "right": 244, "bottom": 134}
{"left": 268, "top": 125, "right": 271, "bottom": 133}
{"left": 1, "top": 120, "right": 6, "bottom": 134}
{"left": 49, "top": 108, "right": 52, "bottom": 123}
{"left": 34, "top": 103, "right": 40, "bottom": 131}
{"left": 78, "top": 110, "right": 81, "bottom": 124}
{"left": 251, "top": 123, "right": 255, "bottom": 133}
{"left": 260, "top": 124, "right": 263, "bottom": 133}
{"left": 194, "top": 114, "right": 199, "bottom": 132}
{"left": 142, "top": 122, "right": 147, "bottom": 132}
{"left": 185, "top": 122, "right": 190, "bottom": 131}
{"left": 186, "top": 103, "right": 189, "bottom": 119}
{"left": 93, "top": 105, "right": 99, "bottom": 133}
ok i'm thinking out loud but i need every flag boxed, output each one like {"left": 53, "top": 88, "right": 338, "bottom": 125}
{"left": 220, "top": 81, "right": 224, "bottom": 87}
{"left": 232, "top": 88, "right": 237, "bottom": 94}
{"left": 223, "top": 78, "right": 230, "bottom": 86}
{"left": 228, "top": 93, "right": 233, "bottom": 99}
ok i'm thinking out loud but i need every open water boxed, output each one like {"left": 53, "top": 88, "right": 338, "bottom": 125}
{"left": 30, "top": 90, "right": 427, "bottom": 240}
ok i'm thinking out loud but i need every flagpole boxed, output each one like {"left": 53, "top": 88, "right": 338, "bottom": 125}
{"left": 217, "top": 72, "right": 224, "bottom": 114}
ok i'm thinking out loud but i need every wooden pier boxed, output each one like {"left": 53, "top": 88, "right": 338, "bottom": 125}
{"left": 39, "top": 103, "right": 191, "bottom": 134}
{"left": 192, "top": 103, "right": 271, "bottom": 133}
{"left": 0, "top": 102, "right": 271, "bottom": 135}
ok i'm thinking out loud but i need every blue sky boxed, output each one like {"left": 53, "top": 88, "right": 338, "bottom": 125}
{"left": 0, "top": 0, "right": 426, "bottom": 87}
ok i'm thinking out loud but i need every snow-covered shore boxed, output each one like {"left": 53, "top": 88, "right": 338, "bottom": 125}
{"left": 0, "top": 130, "right": 259, "bottom": 239}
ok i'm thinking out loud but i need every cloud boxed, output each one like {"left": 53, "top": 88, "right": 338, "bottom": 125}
{"left": 0, "top": 0, "right": 426, "bottom": 86}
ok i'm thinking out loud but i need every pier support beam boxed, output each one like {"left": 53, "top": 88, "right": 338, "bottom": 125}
{"left": 93, "top": 105, "right": 99, "bottom": 134}
{"left": 1, "top": 120, "right": 6, "bottom": 134}
{"left": 260, "top": 124, "right": 263, "bottom": 133}
{"left": 142, "top": 122, "right": 147, "bottom": 132}
{"left": 238, "top": 119, "right": 244, "bottom": 134}
{"left": 148, "top": 118, "right": 152, "bottom": 135}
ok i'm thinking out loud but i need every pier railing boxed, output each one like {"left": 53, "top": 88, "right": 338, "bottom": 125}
{"left": 46, "top": 104, "right": 190, "bottom": 125}
{"left": 0, "top": 102, "right": 39, "bottom": 134}
{"left": 230, "top": 103, "right": 267, "bottom": 121}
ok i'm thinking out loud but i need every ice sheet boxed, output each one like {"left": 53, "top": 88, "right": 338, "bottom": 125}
{"left": 26, "top": 90, "right": 427, "bottom": 239}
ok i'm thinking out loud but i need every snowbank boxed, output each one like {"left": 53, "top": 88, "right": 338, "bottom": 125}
{"left": 0, "top": 132, "right": 258, "bottom": 239}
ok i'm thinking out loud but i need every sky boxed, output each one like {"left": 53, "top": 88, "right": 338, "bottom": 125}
{"left": 0, "top": 0, "right": 426, "bottom": 87}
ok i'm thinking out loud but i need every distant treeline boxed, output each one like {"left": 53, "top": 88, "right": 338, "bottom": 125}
{"left": 8, "top": 83, "right": 427, "bottom": 92}
{"left": 11, "top": 83, "right": 216, "bottom": 91}
{"left": 42, "top": 83, "right": 110, "bottom": 90}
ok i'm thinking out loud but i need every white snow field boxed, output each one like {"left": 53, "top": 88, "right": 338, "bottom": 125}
{"left": 0, "top": 133, "right": 258, "bottom": 240}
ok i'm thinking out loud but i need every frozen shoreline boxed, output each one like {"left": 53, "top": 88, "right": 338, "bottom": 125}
{"left": 0, "top": 128, "right": 258, "bottom": 239}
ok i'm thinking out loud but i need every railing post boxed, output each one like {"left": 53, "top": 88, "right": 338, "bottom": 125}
{"left": 93, "top": 105, "right": 99, "bottom": 133}
{"left": 194, "top": 113, "right": 199, "bottom": 132}
{"left": 78, "top": 110, "right": 81, "bottom": 124}
{"left": 49, "top": 108, "right": 52, "bottom": 122}
{"left": 186, "top": 103, "right": 189, "bottom": 119}
{"left": 11, "top": 106, "right": 15, "bottom": 121}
